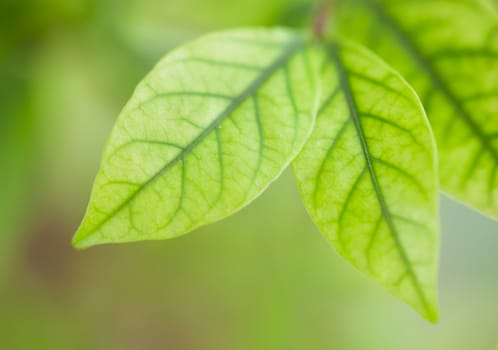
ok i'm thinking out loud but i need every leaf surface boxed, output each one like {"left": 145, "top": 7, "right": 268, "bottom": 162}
{"left": 336, "top": 0, "right": 498, "bottom": 219}
{"left": 73, "top": 28, "right": 319, "bottom": 249}
{"left": 293, "top": 40, "right": 440, "bottom": 321}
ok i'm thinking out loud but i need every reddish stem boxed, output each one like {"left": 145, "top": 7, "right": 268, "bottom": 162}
{"left": 313, "top": 2, "right": 330, "bottom": 40}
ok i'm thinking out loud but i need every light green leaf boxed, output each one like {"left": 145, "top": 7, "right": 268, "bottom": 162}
{"left": 73, "top": 28, "right": 319, "bottom": 249}
{"left": 336, "top": 0, "right": 498, "bottom": 219}
{"left": 292, "top": 40, "right": 440, "bottom": 322}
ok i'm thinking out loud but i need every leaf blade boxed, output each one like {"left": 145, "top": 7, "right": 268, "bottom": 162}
{"left": 293, "top": 40, "right": 440, "bottom": 321}
{"left": 73, "top": 28, "right": 319, "bottom": 249}
{"left": 337, "top": 0, "right": 498, "bottom": 219}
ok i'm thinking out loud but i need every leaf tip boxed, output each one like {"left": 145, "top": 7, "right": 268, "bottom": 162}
{"left": 413, "top": 293, "right": 439, "bottom": 323}
{"left": 71, "top": 236, "right": 88, "bottom": 250}
{"left": 71, "top": 227, "right": 97, "bottom": 250}
{"left": 423, "top": 307, "right": 439, "bottom": 324}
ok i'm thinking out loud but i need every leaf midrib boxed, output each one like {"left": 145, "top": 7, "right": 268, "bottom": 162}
{"left": 362, "top": 0, "right": 498, "bottom": 162}
{"left": 79, "top": 36, "right": 305, "bottom": 240}
{"left": 327, "top": 42, "right": 433, "bottom": 316}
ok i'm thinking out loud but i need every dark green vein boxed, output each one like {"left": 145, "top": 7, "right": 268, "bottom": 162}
{"left": 103, "top": 180, "right": 141, "bottom": 188}
{"left": 301, "top": 48, "right": 316, "bottom": 91}
{"left": 311, "top": 86, "right": 348, "bottom": 206}
{"left": 318, "top": 87, "right": 341, "bottom": 116}
{"left": 110, "top": 139, "right": 185, "bottom": 159}
{"left": 79, "top": 36, "right": 306, "bottom": 240}
{"left": 213, "top": 127, "right": 224, "bottom": 207}
{"left": 371, "top": 156, "right": 429, "bottom": 201}
{"left": 429, "top": 48, "right": 498, "bottom": 60}
{"left": 327, "top": 41, "right": 432, "bottom": 314}
{"left": 283, "top": 64, "right": 300, "bottom": 145}
{"left": 169, "top": 157, "right": 187, "bottom": 227}
{"left": 135, "top": 91, "right": 234, "bottom": 112}
{"left": 488, "top": 163, "right": 498, "bottom": 206}
{"left": 217, "top": 36, "right": 286, "bottom": 49}
{"left": 166, "top": 56, "right": 264, "bottom": 71}
{"left": 366, "top": 216, "right": 384, "bottom": 271}
{"left": 461, "top": 146, "right": 486, "bottom": 187}
{"left": 313, "top": 117, "right": 352, "bottom": 207}
{"left": 347, "top": 70, "right": 411, "bottom": 102}
{"left": 360, "top": 112, "right": 426, "bottom": 151}
{"left": 337, "top": 167, "right": 368, "bottom": 244}
{"left": 392, "top": 214, "right": 430, "bottom": 231}
{"left": 462, "top": 90, "right": 498, "bottom": 103}
{"left": 248, "top": 94, "right": 265, "bottom": 193}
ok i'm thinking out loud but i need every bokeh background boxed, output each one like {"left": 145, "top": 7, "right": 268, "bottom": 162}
{"left": 1, "top": 0, "right": 497, "bottom": 349}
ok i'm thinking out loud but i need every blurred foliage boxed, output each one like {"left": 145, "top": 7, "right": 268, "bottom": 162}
{"left": 0, "top": 0, "right": 497, "bottom": 349}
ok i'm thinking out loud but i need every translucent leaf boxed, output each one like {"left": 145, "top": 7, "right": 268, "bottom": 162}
{"left": 336, "top": 0, "right": 498, "bottom": 219}
{"left": 73, "top": 28, "right": 319, "bottom": 249}
{"left": 293, "top": 40, "right": 440, "bottom": 322}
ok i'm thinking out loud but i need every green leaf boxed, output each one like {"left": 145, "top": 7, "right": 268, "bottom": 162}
{"left": 336, "top": 0, "right": 498, "bottom": 219}
{"left": 72, "top": 28, "right": 319, "bottom": 249}
{"left": 292, "top": 40, "right": 440, "bottom": 322}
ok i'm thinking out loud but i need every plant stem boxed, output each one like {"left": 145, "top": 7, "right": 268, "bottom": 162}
{"left": 313, "top": 1, "right": 331, "bottom": 40}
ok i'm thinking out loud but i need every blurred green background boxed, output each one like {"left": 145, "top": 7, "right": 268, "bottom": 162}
{"left": 1, "top": 0, "right": 497, "bottom": 349}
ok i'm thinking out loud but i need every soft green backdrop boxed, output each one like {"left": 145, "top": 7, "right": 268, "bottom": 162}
{"left": 1, "top": 0, "right": 497, "bottom": 349}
